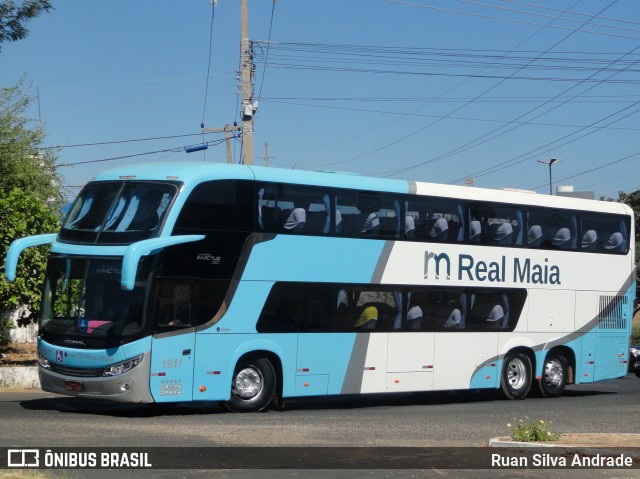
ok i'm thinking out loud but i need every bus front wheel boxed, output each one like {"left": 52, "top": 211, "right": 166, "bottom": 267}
{"left": 226, "top": 357, "right": 276, "bottom": 412}
{"left": 500, "top": 352, "right": 532, "bottom": 400}
{"left": 538, "top": 352, "right": 567, "bottom": 398}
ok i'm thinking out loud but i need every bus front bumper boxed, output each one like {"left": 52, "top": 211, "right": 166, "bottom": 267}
{"left": 38, "top": 351, "right": 154, "bottom": 403}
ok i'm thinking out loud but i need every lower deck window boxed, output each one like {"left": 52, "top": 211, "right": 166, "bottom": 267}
{"left": 257, "top": 282, "right": 526, "bottom": 333}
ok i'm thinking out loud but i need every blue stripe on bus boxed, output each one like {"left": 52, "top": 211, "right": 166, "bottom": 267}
{"left": 470, "top": 281, "right": 635, "bottom": 388}
{"left": 240, "top": 235, "right": 389, "bottom": 284}
{"left": 38, "top": 336, "right": 152, "bottom": 368}
{"left": 95, "top": 162, "right": 410, "bottom": 195}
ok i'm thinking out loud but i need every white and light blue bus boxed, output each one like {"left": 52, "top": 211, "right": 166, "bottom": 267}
{"left": 5, "top": 162, "right": 636, "bottom": 411}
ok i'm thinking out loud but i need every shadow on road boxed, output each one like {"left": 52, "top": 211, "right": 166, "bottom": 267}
{"left": 17, "top": 383, "right": 616, "bottom": 417}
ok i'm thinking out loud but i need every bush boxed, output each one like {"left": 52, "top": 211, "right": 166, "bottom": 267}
{"left": 508, "top": 418, "right": 560, "bottom": 442}
{"left": 0, "top": 188, "right": 59, "bottom": 353}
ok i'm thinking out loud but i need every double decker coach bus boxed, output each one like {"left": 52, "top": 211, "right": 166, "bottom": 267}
{"left": 5, "top": 162, "right": 635, "bottom": 412}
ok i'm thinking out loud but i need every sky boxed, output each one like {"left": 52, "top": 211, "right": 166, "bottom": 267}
{"left": 2, "top": 0, "right": 640, "bottom": 201}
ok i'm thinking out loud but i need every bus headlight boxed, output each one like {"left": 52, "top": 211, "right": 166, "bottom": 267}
{"left": 103, "top": 354, "right": 144, "bottom": 377}
{"left": 38, "top": 354, "right": 51, "bottom": 370}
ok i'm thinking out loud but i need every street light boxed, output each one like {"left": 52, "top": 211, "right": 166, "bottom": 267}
{"left": 537, "top": 158, "right": 562, "bottom": 195}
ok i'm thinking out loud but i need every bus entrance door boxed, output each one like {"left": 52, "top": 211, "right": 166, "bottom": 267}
{"left": 149, "top": 332, "right": 196, "bottom": 402}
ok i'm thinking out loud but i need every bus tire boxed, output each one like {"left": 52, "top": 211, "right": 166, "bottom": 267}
{"left": 538, "top": 352, "right": 567, "bottom": 398}
{"left": 226, "top": 357, "right": 276, "bottom": 413}
{"left": 500, "top": 352, "right": 532, "bottom": 400}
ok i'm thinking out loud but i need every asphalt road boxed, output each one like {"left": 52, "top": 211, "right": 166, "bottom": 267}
{"left": 1, "top": 375, "right": 639, "bottom": 478}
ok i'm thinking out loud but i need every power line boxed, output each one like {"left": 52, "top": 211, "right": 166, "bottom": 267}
{"left": 56, "top": 136, "right": 234, "bottom": 168}
{"left": 264, "top": 62, "right": 640, "bottom": 84}
{"left": 384, "top": 0, "right": 640, "bottom": 41}
{"left": 501, "top": 0, "right": 640, "bottom": 28}
{"left": 262, "top": 94, "right": 640, "bottom": 104}
{"left": 376, "top": 1, "right": 631, "bottom": 178}
{"left": 201, "top": 0, "right": 217, "bottom": 128}
{"left": 453, "top": 0, "right": 640, "bottom": 35}
{"left": 257, "top": 41, "right": 640, "bottom": 69}
{"left": 57, "top": 148, "right": 182, "bottom": 167}
{"left": 530, "top": 151, "right": 640, "bottom": 191}
{"left": 37, "top": 132, "right": 223, "bottom": 150}
{"left": 262, "top": 98, "right": 640, "bottom": 131}
{"left": 442, "top": 47, "right": 640, "bottom": 184}
{"left": 256, "top": 0, "right": 277, "bottom": 103}
{"left": 255, "top": 40, "right": 640, "bottom": 58}
{"left": 448, "top": 101, "right": 640, "bottom": 185}
{"left": 303, "top": 0, "right": 597, "bottom": 171}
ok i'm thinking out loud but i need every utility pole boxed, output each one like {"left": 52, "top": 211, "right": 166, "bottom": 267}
{"left": 200, "top": 1, "right": 257, "bottom": 165}
{"left": 259, "top": 142, "right": 276, "bottom": 167}
{"left": 200, "top": 124, "right": 240, "bottom": 163}
{"left": 240, "top": 0, "right": 257, "bottom": 165}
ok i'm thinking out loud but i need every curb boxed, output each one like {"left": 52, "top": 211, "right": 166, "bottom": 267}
{"left": 0, "top": 366, "right": 40, "bottom": 389}
{"left": 490, "top": 435, "right": 640, "bottom": 459}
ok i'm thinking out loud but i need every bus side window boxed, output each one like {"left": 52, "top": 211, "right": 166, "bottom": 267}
{"left": 257, "top": 183, "right": 330, "bottom": 236}
{"left": 467, "top": 291, "right": 506, "bottom": 330}
{"left": 335, "top": 191, "right": 400, "bottom": 239}
{"left": 469, "top": 204, "right": 522, "bottom": 246}
{"left": 581, "top": 213, "right": 628, "bottom": 253}
{"left": 174, "top": 180, "right": 254, "bottom": 233}
{"left": 257, "top": 282, "right": 299, "bottom": 333}
{"left": 529, "top": 209, "right": 577, "bottom": 250}
{"left": 405, "top": 196, "right": 463, "bottom": 243}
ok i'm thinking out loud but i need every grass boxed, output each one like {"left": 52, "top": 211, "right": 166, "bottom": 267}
{"left": 508, "top": 418, "right": 561, "bottom": 442}
{"left": 1, "top": 472, "right": 66, "bottom": 479}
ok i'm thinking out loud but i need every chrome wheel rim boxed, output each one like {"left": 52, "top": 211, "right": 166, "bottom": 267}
{"left": 232, "top": 367, "right": 263, "bottom": 399}
{"left": 544, "top": 359, "right": 564, "bottom": 388}
{"left": 507, "top": 358, "right": 527, "bottom": 390}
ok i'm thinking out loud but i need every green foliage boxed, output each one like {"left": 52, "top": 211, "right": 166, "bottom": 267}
{"left": 618, "top": 191, "right": 640, "bottom": 267}
{"left": 0, "top": 188, "right": 58, "bottom": 321}
{"left": 0, "top": 80, "right": 62, "bottom": 206}
{"left": 605, "top": 191, "right": 640, "bottom": 301}
{"left": 508, "top": 418, "right": 560, "bottom": 442}
{"left": 0, "top": 311, "right": 14, "bottom": 350}
{"left": 0, "top": 79, "right": 60, "bottom": 352}
{"left": 0, "top": 0, "right": 53, "bottom": 50}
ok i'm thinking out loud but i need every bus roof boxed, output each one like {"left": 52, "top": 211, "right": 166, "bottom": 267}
{"left": 93, "top": 161, "right": 631, "bottom": 216}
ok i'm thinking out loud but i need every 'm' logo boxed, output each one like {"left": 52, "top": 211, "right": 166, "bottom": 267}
{"left": 424, "top": 251, "right": 451, "bottom": 280}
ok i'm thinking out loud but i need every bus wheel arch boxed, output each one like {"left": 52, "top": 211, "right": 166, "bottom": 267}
{"left": 225, "top": 351, "right": 281, "bottom": 413}
{"left": 500, "top": 348, "right": 534, "bottom": 400}
{"left": 538, "top": 348, "right": 572, "bottom": 398}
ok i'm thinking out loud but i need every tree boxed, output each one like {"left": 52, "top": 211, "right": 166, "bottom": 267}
{"left": 618, "top": 191, "right": 640, "bottom": 309}
{"left": 0, "top": 80, "right": 60, "bottom": 351}
{"left": 0, "top": 0, "right": 52, "bottom": 52}
{"left": 617, "top": 190, "right": 640, "bottom": 236}
{"left": 0, "top": 189, "right": 58, "bottom": 349}
{"left": 0, "top": 79, "right": 61, "bottom": 204}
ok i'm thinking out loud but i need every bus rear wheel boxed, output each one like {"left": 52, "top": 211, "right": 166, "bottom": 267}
{"left": 500, "top": 352, "right": 532, "bottom": 400}
{"left": 226, "top": 357, "right": 276, "bottom": 413}
{"left": 539, "top": 352, "right": 567, "bottom": 398}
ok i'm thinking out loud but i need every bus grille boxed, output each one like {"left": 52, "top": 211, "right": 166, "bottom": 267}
{"left": 50, "top": 364, "right": 104, "bottom": 378}
{"left": 597, "top": 295, "right": 628, "bottom": 330}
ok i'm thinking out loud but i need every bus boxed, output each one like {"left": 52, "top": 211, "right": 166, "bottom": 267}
{"left": 5, "top": 162, "right": 636, "bottom": 412}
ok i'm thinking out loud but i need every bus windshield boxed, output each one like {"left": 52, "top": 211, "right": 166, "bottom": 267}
{"left": 59, "top": 181, "right": 178, "bottom": 244}
{"left": 40, "top": 256, "right": 150, "bottom": 348}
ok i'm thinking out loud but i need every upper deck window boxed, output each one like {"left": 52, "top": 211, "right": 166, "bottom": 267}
{"left": 174, "top": 180, "right": 255, "bottom": 232}
{"left": 59, "top": 181, "right": 178, "bottom": 244}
